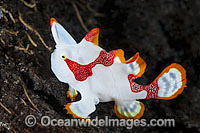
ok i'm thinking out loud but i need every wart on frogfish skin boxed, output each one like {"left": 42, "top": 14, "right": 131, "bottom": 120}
{"left": 50, "top": 18, "right": 187, "bottom": 119}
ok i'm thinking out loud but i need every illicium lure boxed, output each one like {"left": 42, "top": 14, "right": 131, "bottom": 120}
{"left": 50, "top": 18, "right": 186, "bottom": 119}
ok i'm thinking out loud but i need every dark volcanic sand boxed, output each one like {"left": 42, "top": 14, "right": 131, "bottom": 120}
{"left": 0, "top": 0, "right": 200, "bottom": 132}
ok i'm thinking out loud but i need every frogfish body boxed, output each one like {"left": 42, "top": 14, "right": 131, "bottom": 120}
{"left": 50, "top": 18, "right": 187, "bottom": 119}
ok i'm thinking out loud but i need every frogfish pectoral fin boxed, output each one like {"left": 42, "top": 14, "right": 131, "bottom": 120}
{"left": 114, "top": 100, "right": 145, "bottom": 119}
{"left": 65, "top": 97, "right": 96, "bottom": 119}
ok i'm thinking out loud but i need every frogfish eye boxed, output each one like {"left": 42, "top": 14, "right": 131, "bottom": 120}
{"left": 61, "top": 54, "right": 66, "bottom": 59}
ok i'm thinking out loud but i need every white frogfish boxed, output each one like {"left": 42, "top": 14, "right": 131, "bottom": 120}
{"left": 50, "top": 18, "right": 187, "bottom": 119}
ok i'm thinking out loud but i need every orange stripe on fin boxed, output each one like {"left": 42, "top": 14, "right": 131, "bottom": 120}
{"left": 115, "top": 49, "right": 141, "bottom": 64}
{"left": 84, "top": 28, "right": 99, "bottom": 46}
{"left": 156, "top": 63, "right": 187, "bottom": 100}
{"left": 114, "top": 102, "right": 145, "bottom": 119}
{"left": 115, "top": 49, "right": 126, "bottom": 63}
{"left": 65, "top": 103, "right": 92, "bottom": 124}
{"left": 135, "top": 54, "right": 147, "bottom": 78}
{"left": 115, "top": 50, "right": 146, "bottom": 77}
{"left": 126, "top": 52, "right": 139, "bottom": 64}
{"left": 65, "top": 103, "right": 84, "bottom": 119}
{"left": 50, "top": 18, "right": 58, "bottom": 27}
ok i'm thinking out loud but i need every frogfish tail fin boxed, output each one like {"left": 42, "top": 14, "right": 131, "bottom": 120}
{"left": 145, "top": 63, "right": 186, "bottom": 99}
{"left": 129, "top": 63, "right": 186, "bottom": 99}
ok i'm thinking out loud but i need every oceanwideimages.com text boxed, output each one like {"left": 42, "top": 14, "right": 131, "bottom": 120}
{"left": 25, "top": 115, "right": 175, "bottom": 129}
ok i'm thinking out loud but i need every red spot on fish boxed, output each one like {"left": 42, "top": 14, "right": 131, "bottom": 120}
{"left": 65, "top": 50, "right": 116, "bottom": 81}
{"left": 128, "top": 74, "right": 159, "bottom": 99}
